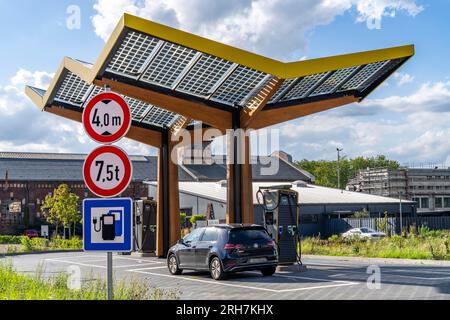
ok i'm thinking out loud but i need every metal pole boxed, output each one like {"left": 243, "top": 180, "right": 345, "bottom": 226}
{"left": 337, "top": 148, "right": 343, "bottom": 192}
{"left": 399, "top": 194, "right": 403, "bottom": 235}
{"left": 107, "top": 252, "right": 113, "bottom": 300}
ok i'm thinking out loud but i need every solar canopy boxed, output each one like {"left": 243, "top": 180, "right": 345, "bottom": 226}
{"left": 26, "top": 13, "right": 414, "bottom": 133}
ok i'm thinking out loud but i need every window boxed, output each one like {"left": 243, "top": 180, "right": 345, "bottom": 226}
{"left": 444, "top": 197, "right": 450, "bottom": 208}
{"left": 418, "top": 186, "right": 425, "bottom": 190}
{"left": 435, "top": 197, "right": 443, "bottom": 208}
{"left": 421, "top": 198, "right": 429, "bottom": 209}
{"left": 183, "top": 228, "right": 204, "bottom": 243}
{"left": 201, "top": 228, "right": 219, "bottom": 242}
{"left": 228, "top": 228, "right": 271, "bottom": 244}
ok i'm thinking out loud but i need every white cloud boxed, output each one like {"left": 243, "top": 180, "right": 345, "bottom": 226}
{"left": 362, "top": 81, "right": 450, "bottom": 113}
{"left": 91, "top": 0, "right": 423, "bottom": 60}
{"left": 10, "top": 69, "right": 54, "bottom": 89}
{"left": 393, "top": 72, "right": 414, "bottom": 86}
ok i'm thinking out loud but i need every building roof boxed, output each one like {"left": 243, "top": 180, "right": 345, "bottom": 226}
{"left": 181, "top": 155, "right": 312, "bottom": 182}
{"left": 0, "top": 152, "right": 157, "bottom": 182}
{"left": 0, "top": 152, "right": 311, "bottom": 183}
{"left": 158, "top": 181, "right": 414, "bottom": 205}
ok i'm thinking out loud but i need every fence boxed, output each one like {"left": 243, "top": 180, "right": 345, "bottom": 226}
{"left": 326, "top": 216, "right": 450, "bottom": 237}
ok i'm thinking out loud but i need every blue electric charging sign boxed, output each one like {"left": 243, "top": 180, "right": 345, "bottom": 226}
{"left": 83, "top": 198, "right": 133, "bottom": 252}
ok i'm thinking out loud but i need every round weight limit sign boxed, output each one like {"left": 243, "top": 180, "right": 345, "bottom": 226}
{"left": 83, "top": 92, "right": 131, "bottom": 144}
{"left": 83, "top": 146, "right": 133, "bottom": 198}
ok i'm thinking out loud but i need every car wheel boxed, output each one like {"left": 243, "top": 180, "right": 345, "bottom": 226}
{"left": 210, "top": 257, "right": 226, "bottom": 280}
{"left": 261, "top": 267, "right": 276, "bottom": 276}
{"left": 168, "top": 254, "right": 182, "bottom": 275}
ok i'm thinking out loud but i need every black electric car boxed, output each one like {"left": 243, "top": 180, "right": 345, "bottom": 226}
{"left": 167, "top": 224, "right": 278, "bottom": 280}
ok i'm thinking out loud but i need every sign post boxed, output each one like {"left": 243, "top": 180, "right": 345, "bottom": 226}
{"left": 82, "top": 90, "right": 132, "bottom": 300}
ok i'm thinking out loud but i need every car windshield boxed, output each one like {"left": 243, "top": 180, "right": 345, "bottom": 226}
{"left": 360, "top": 228, "right": 375, "bottom": 233}
{"left": 228, "top": 228, "right": 271, "bottom": 244}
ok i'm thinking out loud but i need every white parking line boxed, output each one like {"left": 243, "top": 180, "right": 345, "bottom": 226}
{"left": 45, "top": 258, "right": 107, "bottom": 269}
{"left": 128, "top": 269, "right": 359, "bottom": 293}
{"left": 329, "top": 274, "right": 346, "bottom": 278}
{"left": 44, "top": 258, "right": 160, "bottom": 270}
{"left": 126, "top": 266, "right": 167, "bottom": 271}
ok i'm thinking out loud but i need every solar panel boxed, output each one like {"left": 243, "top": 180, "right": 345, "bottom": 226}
{"left": 107, "top": 31, "right": 161, "bottom": 77}
{"left": 310, "top": 66, "right": 359, "bottom": 96}
{"left": 358, "top": 58, "right": 404, "bottom": 91}
{"left": 210, "top": 66, "right": 268, "bottom": 106}
{"left": 52, "top": 69, "right": 179, "bottom": 128}
{"left": 54, "top": 71, "right": 91, "bottom": 106}
{"left": 142, "top": 105, "right": 180, "bottom": 127}
{"left": 281, "top": 72, "right": 329, "bottom": 101}
{"left": 268, "top": 78, "right": 299, "bottom": 103}
{"left": 176, "top": 54, "right": 235, "bottom": 97}
{"left": 140, "top": 42, "right": 199, "bottom": 88}
{"left": 339, "top": 60, "right": 390, "bottom": 91}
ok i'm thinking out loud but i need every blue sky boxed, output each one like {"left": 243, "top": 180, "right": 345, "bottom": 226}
{"left": 1, "top": 0, "right": 449, "bottom": 166}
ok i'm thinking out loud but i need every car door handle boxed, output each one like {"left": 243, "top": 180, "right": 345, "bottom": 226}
{"left": 192, "top": 246, "right": 197, "bottom": 249}
{"left": 208, "top": 246, "right": 213, "bottom": 249}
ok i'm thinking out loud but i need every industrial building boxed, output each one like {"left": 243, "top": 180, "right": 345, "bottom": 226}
{"left": 147, "top": 180, "right": 415, "bottom": 238}
{"left": 0, "top": 152, "right": 151, "bottom": 231}
{"left": 347, "top": 167, "right": 450, "bottom": 215}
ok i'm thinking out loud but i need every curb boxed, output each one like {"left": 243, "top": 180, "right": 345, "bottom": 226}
{"left": 1, "top": 249, "right": 83, "bottom": 257}
{"left": 302, "top": 254, "right": 450, "bottom": 266}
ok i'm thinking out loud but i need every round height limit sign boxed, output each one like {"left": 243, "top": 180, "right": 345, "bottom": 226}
{"left": 83, "top": 92, "right": 131, "bottom": 144}
{"left": 83, "top": 92, "right": 133, "bottom": 198}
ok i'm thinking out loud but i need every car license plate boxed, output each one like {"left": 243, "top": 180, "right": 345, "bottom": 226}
{"left": 249, "top": 258, "right": 267, "bottom": 264}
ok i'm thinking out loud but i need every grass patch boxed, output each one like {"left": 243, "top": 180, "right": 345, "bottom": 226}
{"left": 19, "top": 236, "right": 82, "bottom": 253}
{"left": 0, "top": 262, "right": 181, "bottom": 300}
{"left": 302, "top": 229, "right": 450, "bottom": 260}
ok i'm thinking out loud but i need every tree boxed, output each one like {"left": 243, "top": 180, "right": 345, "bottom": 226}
{"left": 296, "top": 155, "right": 400, "bottom": 189}
{"left": 41, "top": 184, "right": 80, "bottom": 239}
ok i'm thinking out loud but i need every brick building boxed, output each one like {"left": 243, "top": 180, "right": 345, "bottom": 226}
{"left": 0, "top": 152, "right": 154, "bottom": 231}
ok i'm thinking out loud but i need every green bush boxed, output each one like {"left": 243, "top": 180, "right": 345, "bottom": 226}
{"left": 180, "top": 213, "right": 187, "bottom": 226}
{"left": 0, "top": 236, "right": 24, "bottom": 244}
{"left": 50, "top": 237, "right": 82, "bottom": 250}
{"left": 190, "top": 214, "right": 206, "bottom": 225}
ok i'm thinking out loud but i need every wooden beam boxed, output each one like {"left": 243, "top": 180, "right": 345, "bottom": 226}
{"left": 240, "top": 77, "right": 284, "bottom": 129}
{"left": 251, "top": 96, "right": 360, "bottom": 129}
{"left": 170, "top": 116, "right": 192, "bottom": 139}
{"left": 44, "top": 105, "right": 162, "bottom": 147}
{"left": 95, "top": 78, "right": 232, "bottom": 130}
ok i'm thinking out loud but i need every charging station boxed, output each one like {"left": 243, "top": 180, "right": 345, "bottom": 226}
{"left": 257, "top": 185, "right": 302, "bottom": 266}
{"left": 133, "top": 199, "right": 157, "bottom": 253}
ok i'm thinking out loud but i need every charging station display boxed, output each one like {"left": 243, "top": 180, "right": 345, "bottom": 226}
{"left": 83, "top": 198, "right": 132, "bottom": 252}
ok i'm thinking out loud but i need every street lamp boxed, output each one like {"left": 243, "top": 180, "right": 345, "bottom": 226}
{"left": 399, "top": 191, "right": 403, "bottom": 235}
{"left": 337, "top": 148, "right": 343, "bottom": 192}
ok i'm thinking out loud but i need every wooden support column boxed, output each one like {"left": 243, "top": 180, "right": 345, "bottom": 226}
{"left": 241, "top": 134, "right": 253, "bottom": 224}
{"left": 155, "top": 130, "right": 181, "bottom": 257}
{"left": 226, "top": 132, "right": 254, "bottom": 224}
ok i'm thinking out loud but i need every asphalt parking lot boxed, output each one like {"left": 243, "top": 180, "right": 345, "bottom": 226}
{"left": 2, "top": 252, "right": 450, "bottom": 300}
